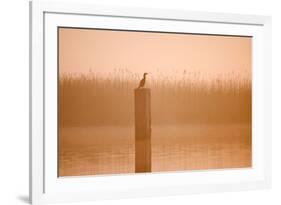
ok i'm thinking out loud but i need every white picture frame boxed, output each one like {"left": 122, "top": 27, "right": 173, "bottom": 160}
{"left": 29, "top": 1, "right": 272, "bottom": 204}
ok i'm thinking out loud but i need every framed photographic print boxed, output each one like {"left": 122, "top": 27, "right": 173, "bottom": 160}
{"left": 29, "top": 1, "right": 271, "bottom": 204}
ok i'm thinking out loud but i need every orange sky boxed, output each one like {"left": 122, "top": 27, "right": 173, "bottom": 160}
{"left": 59, "top": 28, "right": 251, "bottom": 81}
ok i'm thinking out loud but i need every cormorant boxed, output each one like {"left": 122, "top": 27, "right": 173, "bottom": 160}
{"left": 138, "top": 73, "right": 148, "bottom": 88}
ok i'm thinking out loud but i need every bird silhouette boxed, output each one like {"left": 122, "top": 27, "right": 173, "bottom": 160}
{"left": 138, "top": 73, "right": 148, "bottom": 88}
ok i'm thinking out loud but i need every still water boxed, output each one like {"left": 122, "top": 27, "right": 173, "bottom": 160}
{"left": 59, "top": 124, "right": 251, "bottom": 176}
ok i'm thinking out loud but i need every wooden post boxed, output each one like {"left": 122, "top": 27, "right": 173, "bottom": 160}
{"left": 134, "top": 88, "right": 151, "bottom": 173}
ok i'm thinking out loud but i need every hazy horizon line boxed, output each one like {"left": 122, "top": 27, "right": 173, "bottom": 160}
{"left": 59, "top": 69, "right": 251, "bottom": 84}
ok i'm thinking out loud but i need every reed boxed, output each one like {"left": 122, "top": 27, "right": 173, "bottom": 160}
{"left": 59, "top": 70, "right": 251, "bottom": 126}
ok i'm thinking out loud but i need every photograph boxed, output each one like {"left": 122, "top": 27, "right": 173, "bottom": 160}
{"left": 58, "top": 27, "right": 252, "bottom": 177}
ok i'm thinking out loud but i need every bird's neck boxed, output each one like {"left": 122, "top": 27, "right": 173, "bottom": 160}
{"left": 143, "top": 75, "right": 146, "bottom": 79}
